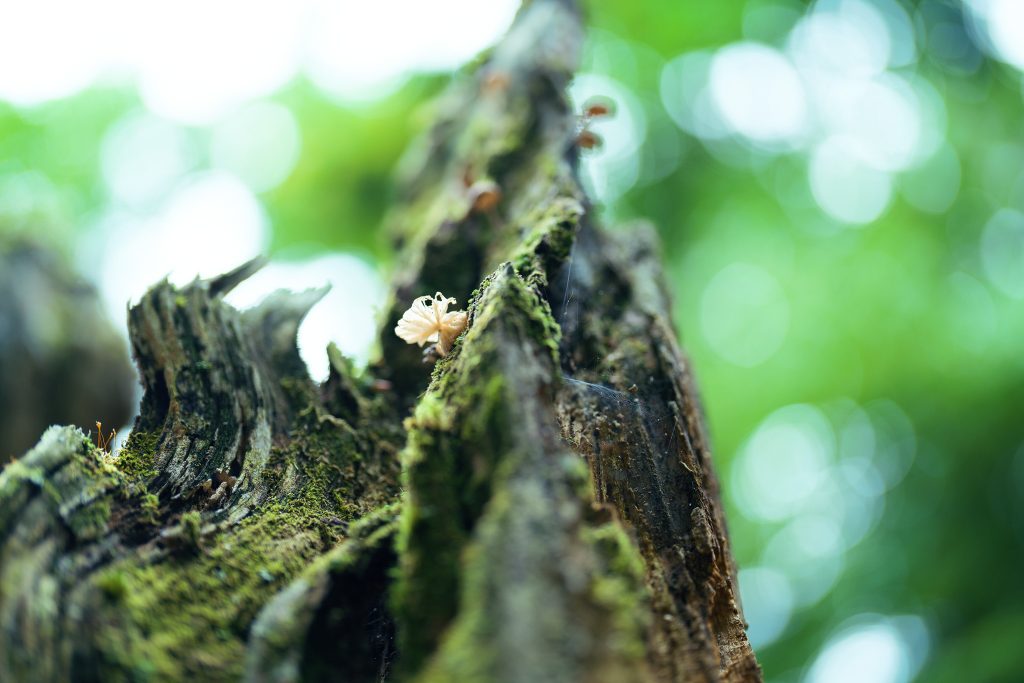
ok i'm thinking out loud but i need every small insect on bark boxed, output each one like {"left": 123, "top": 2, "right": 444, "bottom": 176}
{"left": 394, "top": 292, "right": 469, "bottom": 360}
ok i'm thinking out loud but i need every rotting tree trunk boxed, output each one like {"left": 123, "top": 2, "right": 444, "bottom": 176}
{"left": 0, "top": 2, "right": 761, "bottom": 682}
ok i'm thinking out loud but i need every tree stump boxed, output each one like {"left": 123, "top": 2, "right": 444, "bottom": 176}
{"left": 0, "top": 2, "right": 761, "bottom": 681}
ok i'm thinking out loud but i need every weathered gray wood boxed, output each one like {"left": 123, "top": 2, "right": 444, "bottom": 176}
{"left": 0, "top": 1, "right": 760, "bottom": 681}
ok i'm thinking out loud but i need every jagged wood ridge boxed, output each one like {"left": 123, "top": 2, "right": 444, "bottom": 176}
{"left": 0, "top": 262, "right": 404, "bottom": 681}
{"left": 0, "top": 1, "right": 760, "bottom": 681}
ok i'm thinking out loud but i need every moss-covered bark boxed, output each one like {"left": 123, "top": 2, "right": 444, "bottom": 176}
{"left": 0, "top": 1, "right": 760, "bottom": 681}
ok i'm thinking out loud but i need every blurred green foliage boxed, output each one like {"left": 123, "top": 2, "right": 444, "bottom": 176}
{"left": 0, "top": 1, "right": 1022, "bottom": 681}
{"left": 580, "top": 1, "right": 1024, "bottom": 682}
{"left": 263, "top": 78, "right": 446, "bottom": 260}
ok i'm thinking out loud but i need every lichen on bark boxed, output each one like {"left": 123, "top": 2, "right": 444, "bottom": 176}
{"left": 0, "top": 1, "right": 760, "bottom": 681}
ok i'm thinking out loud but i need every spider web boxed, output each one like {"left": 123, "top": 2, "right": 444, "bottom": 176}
{"left": 552, "top": 233, "right": 685, "bottom": 463}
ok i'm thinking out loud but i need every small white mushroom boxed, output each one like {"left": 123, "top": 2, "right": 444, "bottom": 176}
{"left": 394, "top": 292, "right": 468, "bottom": 357}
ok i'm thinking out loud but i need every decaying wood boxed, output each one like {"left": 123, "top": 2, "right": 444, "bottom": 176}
{"left": 0, "top": 1, "right": 760, "bottom": 681}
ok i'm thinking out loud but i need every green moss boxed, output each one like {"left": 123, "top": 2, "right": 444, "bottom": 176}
{"left": 0, "top": 427, "right": 142, "bottom": 549}
{"left": 394, "top": 266, "right": 571, "bottom": 675}
{"left": 67, "top": 498, "right": 112, "bottom": 540}
{"left": 251, "top": 505, "right": 402, "bottom": 677}
{"left": 140, "top": 493, "right": 159, "bottom": 525}
{"left": 91, "top": 489, "right": 353, "bottom": 682}
{"left": 280, "top": 407, "right": 400, "bottom": 515}
{"left": 510, "top": 195, "right": 582, "bottom": 283}
{"left": 97, "top": 571, "right": 128, "bottom": 602}
{"left": 116, "top": 430, "right": 160, "bottom": 481}
{"left": 411, "top": 459, "right": 650, "bottom": 683}
{"left": 581, "top": 522, "right": 650, "bottom": 660}
{"left": 67, "top": 396, "right": 403, "bottom": 682}
{"left": 393, "top": 427, "right": 467, "bottom": 671}
{"left": 416, "top": 584, "right": 496, "bottom": 683}
{"left": 0, "top": 460, "right": 55, "bottom": 512}
{"left": 389, "top": 256, "right": 661, "bottom": 679}
{"left": 180, "top": 510, "right": 202, "bottom": 549}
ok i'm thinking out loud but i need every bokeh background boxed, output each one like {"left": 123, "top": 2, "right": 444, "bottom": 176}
{"left": 1, "top": 0, "right": 1022, "bottom": 681}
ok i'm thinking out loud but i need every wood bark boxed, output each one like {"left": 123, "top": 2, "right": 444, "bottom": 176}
{"left": 0, "top": 1, "right": 761, "bottom": 681}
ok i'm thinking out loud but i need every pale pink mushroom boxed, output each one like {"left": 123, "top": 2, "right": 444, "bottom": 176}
{"left": 394, "top": 292, "right": 468, "bottom": 357}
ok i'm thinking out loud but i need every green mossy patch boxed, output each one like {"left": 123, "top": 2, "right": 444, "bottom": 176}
{"left": 32, "top": 383, "right": 406, "bottom": 682}
{"left": 581, "top": 522, "right": 651, "bottom": 661}
{"left": 140, "top": 493, "right": 159, "bottom": 525}
{"left": 391, "top": 253, "right": 658, "bottom": 680}
{"left": 411, "top": 453, "right": 651, "bottom": 683}
{"left": 66, "top": 497, "right": 112, "bottom": 540}
{"left": 90, "top": 487, "right": 353, "bottom": 682}
{"left": 116, "top": 430, "right": 160, "bottom": 482}
{"left": 510, "top": 195, "right": 583, "bottom": 288}
{"left": 393, "top": 266, "right": 575, "bottom": 675}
